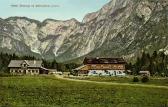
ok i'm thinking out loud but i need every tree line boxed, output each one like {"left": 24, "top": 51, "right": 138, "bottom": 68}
{"left": 126, "top": 51, "right": 168, "bottom": 76}
{"left": 1, "top": 51, "right": 168, "bottom": 76}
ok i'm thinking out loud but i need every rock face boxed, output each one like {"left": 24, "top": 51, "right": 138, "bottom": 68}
{"left": 0, "top": 0, "right": 168, "bottom": 62}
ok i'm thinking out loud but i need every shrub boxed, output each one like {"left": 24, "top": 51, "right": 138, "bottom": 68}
{"left": 0, "top": 72, "right": 12, "bottom": 77}
{"left": 133, "top": 76, "right": 139, "bottom": 82}
{"left": 141, "top": 76, "right": 149, "bottom": 83}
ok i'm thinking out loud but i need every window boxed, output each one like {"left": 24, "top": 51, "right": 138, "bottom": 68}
{"left": 93, "top": 71, "right": 96, "bottom": 74}
{"left": 102, "top": 65, "right": 110, "bottom": 69}
{"left": 91, "top": 65, "right": 97, "bottom": 69}
{"left": 32, "top": 70, "right": 35, "bottom": 73}
{"left": 22, "top": 70, "right": 26, "bottom": 74}
{"left": 105, "top": 70, "right": 108, "bottom": 74}
{"left": 113, "top": 65, "right": 117, "bottom": 69}
{"left": 119, "top": 71, "right": 122, "bottom": 74}
{"left": 91, "top": 65, "right": 96, "bottom": 67}
{"left": 24, "top": 64, "right": 26, "bottom": 67}
{"left": 114, "top": 71, "right": 116, "bottom": 75}
{"left": 118, "top": 65, "right": 124, "bottom": 69}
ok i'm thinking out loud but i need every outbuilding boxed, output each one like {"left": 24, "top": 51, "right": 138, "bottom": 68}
{"left": 139, "top": 71, "right": 150, "bottom": 77}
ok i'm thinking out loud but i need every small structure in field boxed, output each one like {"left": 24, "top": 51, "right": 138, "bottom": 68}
{"left": 73, "top": 57, "right": 126, "bottom": 76}
{"left": 63, "top": 72, "right": 70, "bottom": 76}
{"left": 48, "top": 69, "right": 62, "bottom": 75}
{"left": 139, "top": 71, "right": 150, "bottom": 77}
{"left": 8, "top": 60, "right": 48, "bottom": 75}
{"left": 126, "top": 70, "right": 132, "bottom": 75}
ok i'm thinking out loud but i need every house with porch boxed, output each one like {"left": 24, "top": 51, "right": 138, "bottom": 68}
{"left": 73, "top": 57, "right": 126, "bottom": 76}
{"left": 8, "top": 60, "right": 48, "bottom": 75}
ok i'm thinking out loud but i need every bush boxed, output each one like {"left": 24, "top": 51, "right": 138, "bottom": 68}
{"left": 0, "top": 72, "right": 12, "bottom": 77}
{"left": 141, "top": 76, "right": 149, "bottom": 83}
{"left": 133, "top": 77, "right": 139, "bottom": 82}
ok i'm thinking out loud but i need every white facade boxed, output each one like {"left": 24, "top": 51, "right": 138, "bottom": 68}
{"left": 88, "top": 70, "right": 125, "bottom": 76}
{"left": 10, "top": 69, "right": 39, "bottom": 75}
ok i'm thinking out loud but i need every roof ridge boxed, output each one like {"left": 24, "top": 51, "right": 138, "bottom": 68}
{"left": 83, "top": 57, "right": 126, "bottom": 64}
{"left": 8, "top": 60, "right": 43, "bottom": 68}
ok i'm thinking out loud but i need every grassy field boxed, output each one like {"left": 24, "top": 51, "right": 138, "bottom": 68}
{"left": 0, "top": 76, "right": 168, "bottom": 107}
{"left": 66, "top": 76, "right": 168, "bottom": 86}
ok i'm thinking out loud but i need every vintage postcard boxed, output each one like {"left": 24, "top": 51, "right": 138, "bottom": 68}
{"left": 0, "top": 0, "right": 168, "bottom": 107}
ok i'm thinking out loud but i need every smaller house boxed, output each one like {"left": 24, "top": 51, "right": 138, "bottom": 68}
{"left": 8, "top": 60, "right": 48, "bottom": 75}
{"left": 48, "top": 69, "right": 62, "bottom": 75}
{"left": 139, "top": 71, "right": 150, "bottom": 77}
{"left": 126, "top": 70, "right": 132, "bottom": 75}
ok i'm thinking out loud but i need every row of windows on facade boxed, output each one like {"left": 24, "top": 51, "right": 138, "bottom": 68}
{"left": 91, "top": 71, "right": 123, "bottom": 74}
{"left": 90, "top": 65, "right": 124, "bottom": 69}
{"left": 11, "top": 70, "right": 39, "bottom": 73}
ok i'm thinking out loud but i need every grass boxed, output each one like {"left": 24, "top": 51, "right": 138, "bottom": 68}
{"left": 66, "top": 76, "right": 168, "bottom": 86}
{"left": 0, "top": 75, "right": 168, "bottom": 107}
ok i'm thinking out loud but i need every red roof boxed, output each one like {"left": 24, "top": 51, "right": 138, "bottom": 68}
{"left": 83, "top": 57, "right": 126, "bottom": 64}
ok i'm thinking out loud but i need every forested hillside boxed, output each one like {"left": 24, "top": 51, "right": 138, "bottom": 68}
{"left": 127, "top": 51, "right": 168, "bottom": 76}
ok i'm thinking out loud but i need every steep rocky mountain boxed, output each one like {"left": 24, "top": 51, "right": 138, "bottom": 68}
{"left": 0, "top": 0, "right": 168, "bottom": 63}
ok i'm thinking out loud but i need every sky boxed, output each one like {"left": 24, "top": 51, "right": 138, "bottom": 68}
{"left": 0, "top": 0, "right": 110, "bottom": 22}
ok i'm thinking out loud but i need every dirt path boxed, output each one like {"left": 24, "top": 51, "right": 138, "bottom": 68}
{"left": 55, "top": 75, "right": 168, "bottom": 89}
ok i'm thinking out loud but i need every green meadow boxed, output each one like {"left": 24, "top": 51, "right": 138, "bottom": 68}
{"left": 66, "top": 76, "right": 168, "bottom": 86}
{"left": 0, "top": 76, "right": 168, "bottom": 107}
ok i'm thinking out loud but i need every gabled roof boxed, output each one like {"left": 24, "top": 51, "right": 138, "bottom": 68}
{"left": 73, "top": 65, "right": 87, "bottom": 71}
{"left": 83, "top": 57, "right": 126, "bottom": 64}
{"left": 8, "top": 60, "right": 42, "bottom": 68}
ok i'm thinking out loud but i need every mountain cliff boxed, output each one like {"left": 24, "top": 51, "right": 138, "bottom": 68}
{"left": 0, "top": 0, "right": 168, "bottom": 62}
